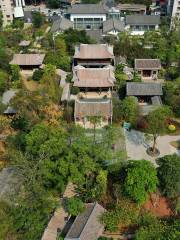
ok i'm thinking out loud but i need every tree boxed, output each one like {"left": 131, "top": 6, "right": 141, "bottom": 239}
{"left": 0, "top": 70, "right": 8, "bottom": 93}
{"left": 157, "top": 154, "right": 180, "bottom": 198}
{"left": 41, "top": 64, "right": 61, "bottom": 103}
{"left": 135, "top": 212, "right": 165, "bottom": 240}
{"left": 32, "top": 12, "right": 44, "bottom": 28}
{"left": 101, "top": 198, "right": 139, "bottom": 232}
{"left": 124, "top": 160, "right": 158, "bottom": 204}
{"left": 66, "top": 197, "right": 85, "bottom": 216}
{"left": 11, "top": 64, "right": 20, "bottom": 82}
{"left": 146, "top": 106, "right": 172, "bottom": 154}
{"left": 88, "top": 116, "right": 102, "bottom": 143}
{"left": 32, "top": 69, "right": 43, "bottom": 81}
{"left": 0, "top": 11, "right": 3, "bottom": 30}
{"left": 121, "top": 96, "right": 138, "bottom": 125}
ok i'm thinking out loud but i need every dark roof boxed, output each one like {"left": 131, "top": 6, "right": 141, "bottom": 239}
{"left": 126, "top": 15, "right": 160, "bottom": 25}
{"left": 67, "top": 4, "right": 108, "bottom": 14}
{"left": 103, "top": 18, "right": 125, "bottom": 33}
{"left": 135, "top": 59, "right": 161, "bottom": 70}
{"left": 50, "top": 17, "right": 73, "bottom": 33}
{"left": 65, "top": 202, "right": 106, "bottom": 240}
{"left": 74, "top": 99, "right": 112, "bottom": 118}
{"left": 126, "top": 83, "right": 163, "bottom": 96}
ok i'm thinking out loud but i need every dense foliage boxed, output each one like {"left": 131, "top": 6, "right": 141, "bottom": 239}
{"left": 124, "top": 160, "right": 158, "bottom": 204}
{"left": 157, "top": 154, "right": 180, "bottom": 198}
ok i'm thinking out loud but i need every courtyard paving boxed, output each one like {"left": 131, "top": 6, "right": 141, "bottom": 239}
{"left": 124, "top": 129, "right": 180, "bottom": 166}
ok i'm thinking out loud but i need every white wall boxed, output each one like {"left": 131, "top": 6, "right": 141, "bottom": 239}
{"left": 70, "top": 13, "right": 107, "bottom": 22}
{"left": 0, "top": 0, "right": 14, "bottom": 26}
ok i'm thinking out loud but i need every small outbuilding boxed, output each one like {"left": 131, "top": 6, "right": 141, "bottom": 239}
{"left": 125, "top": 15, "right": 160, "bottom": 35}
{"left": 10, "top": 54, "right": 45, "bottom": 70}
{"left": 65, "top": 202, "right": 106, "bottom": 240}
{"left": 135, "top": 59, "right": 161, "bottom": 81}
{"left": 126, "top": 82, "right": 163, "bottom": 115}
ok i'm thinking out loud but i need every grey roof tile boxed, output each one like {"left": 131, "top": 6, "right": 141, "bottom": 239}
{"left": 126, "top": 82, "right": 163, "bottom": 96}
{"left": 126, "top": 15, "right": 160, "bottom": 25}
{"left": 67, "top": 4, "right": 108, "bottom": 14}
{"left": 65, "top": 202, "right": 106, "bottom": 240}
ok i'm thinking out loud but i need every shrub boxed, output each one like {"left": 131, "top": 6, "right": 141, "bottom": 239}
{"left": 32, "top": 69, "right": 43, "bottom": 81}
{"left": 101, "top": 199, "right": 139, "bottom": 232}
{"left": 66, "top": 73, "right": 73, "bottom": 83}
{"left": 66, "top": 197, "right": 85, "bottom": 216}
{"left": 71, "top": 86, "right": 80, "bottom": 95}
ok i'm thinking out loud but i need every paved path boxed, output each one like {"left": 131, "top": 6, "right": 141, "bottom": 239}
{"left": 56, "top": 69, "right": 68, "bottom": 87}
{"left": 124, "top": 129, "right": 180, "bottom": 166}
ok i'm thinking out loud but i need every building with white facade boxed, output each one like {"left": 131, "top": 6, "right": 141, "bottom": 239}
{"left": 0, "top": 0, "right": 25, "bottom": 26}
{"left": 66, "top": 4, "right": 108, "bottom": 30}
{"left": 125, "top": 15, "right": 160, "bottom": 35}
{"left": 168, "top": 0, "right": 180, "bottom": 18}
{"left": 0, "top": 0, "right": 14, "bottom": 26}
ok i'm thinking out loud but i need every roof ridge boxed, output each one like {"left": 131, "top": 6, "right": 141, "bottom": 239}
{"left": 78, "top": 202, "right": 97, "bottom": 238}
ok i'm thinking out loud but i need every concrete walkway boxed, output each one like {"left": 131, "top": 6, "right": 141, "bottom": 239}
{"left": 124, "top": 129, "right": 180, "bottom": 166}
{"left": 56, "top": 69, "right": 68, "bottom": 87}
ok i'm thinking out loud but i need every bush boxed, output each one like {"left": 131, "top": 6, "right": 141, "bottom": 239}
{"left": 0, "top": 70, "right": 8, "bottom": 93}
{"left": 101, "top": 199, "right": 139, "bottom": 232}
{"left": 32, "top": 69, "right": 43, "bottom": 81}
{"left": 66, "top": 73, "right": 73, "bottom": 83}
{"left": 66, "top": 197, "right": 85, "bottom": 216}
{"left": 71, "top": 86, "right": 80, "bottom": 95}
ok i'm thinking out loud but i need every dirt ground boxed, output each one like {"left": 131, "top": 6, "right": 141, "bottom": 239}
{"left": 143, "top": 193, "right": 173, "bottom": 217}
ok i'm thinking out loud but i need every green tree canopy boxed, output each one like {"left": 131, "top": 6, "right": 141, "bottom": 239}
{"left": 146, "top": 106, "right": 173, "bottom": 153}
{"left": 66, "top": 197, "right": 85, "bottom": 216}
{"left": 157, "top": 154, "right": 180, "bottom": 198}
{"left": 121, "top": 96, "right": 138, "bottom": 125}
{"left": 124, "top": 160, "right": 158, "bottom": 204}
{"left": 0, "top": 70, "right": 8, "bottom": 93}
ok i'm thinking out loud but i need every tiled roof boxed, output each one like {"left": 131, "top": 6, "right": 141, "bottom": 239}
{"left": 10, "top": 54, "right": 45, "bottom": 66}
{"left": 126, "top": 15, "right": 160, "bottom": 25}
{"left": 74, "top": 99, "right": 112, "bottom": 118}
{"left": 67, "top": 4, "right": 108, "bottom": 14}
{"left": 50, "top": 17, "right": 73, "bottom": 33}
{"left": 126, "top": 82, "right": 163, "bottom": 96}
{"left": 103, "top": 19, "right": 125, "bottom": 33}
{"left": 65, "top": 202, "right": 105, "bottom": 240}
{"left": 135, "top": 59, "right": 161, "bottom": 69}
{"left": 74, "top": 44, "right": 114, "bottom": 59}
{"left": 117, "top": 3, "right": 146, "bottom": 11}
{"left": 73, "top": 67, "right": 115, "bottom": 88}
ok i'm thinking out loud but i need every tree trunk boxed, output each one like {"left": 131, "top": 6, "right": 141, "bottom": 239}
{"left": 152, "top": 135, "right": 157, "bottom": 153}
{"left": 93, "top": 124, "right": 96, "bottom": 144}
